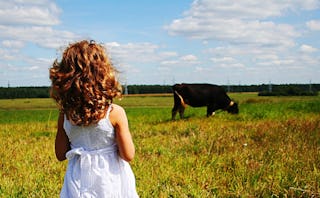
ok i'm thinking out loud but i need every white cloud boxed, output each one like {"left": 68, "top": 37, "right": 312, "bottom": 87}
{"left": 211, "top": 57, "right": 236, "bottom": 63}
{"left": 195, "top": 66, "right": 211, "bottom": 72}
{"left": 106, "top": 42, "right": 195, "bottom": 66}
{"left": 0, "top": 1, "right": 79, "bottom": 51}
{"left": 300, "top": 44, "right": 318, "bottom": 53}
{"left": 211, "top": 56, "right": 245, "bottom": 69}
{"left": 105, "top": 42, "right": 161, "bottom": 63}
{"left": 180, "top": 54, "right": 198, "bottom": 62}
{"left": 182, "top": 0, "right": 319, "bottom": 20}
{"left": 159, "top": 51, "right": 178, "bottom": 58}
{"left": 105, "top": 42, "right": 200, "bottom": 70}
{"left": 160, "top": 60, "right": 179, "bottom": 65}
{"left": 306, "top": 20, "right": 320, "bottom": 31}
{"left": 0, "top": 0, "right": 61, "bottom": 26}
{"left": 299, "top": 0, "right": 320, "bottom": 10}
{"left": 164, "top": 0, "right": 320, "bottom": 84}
{"left": 102, "top": 42, "right": 206, "bottom": 84}
{"left": 0, "top": 0, "right": 80, "bottom": 86}
{"left": 2, "top": 40, "right": 25, "bottom": 48}
{"left": 165, "top": 1, "right": 304, "bottom": 47}
{"left": 0, "top": 25, "right": 79, "bottom": 49}
{"left": 104, "top": 42, "right": 177, "bottom": 83}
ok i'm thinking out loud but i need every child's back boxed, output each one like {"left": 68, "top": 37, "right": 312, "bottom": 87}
{"left": 61, "top": 105, "right": 138, "bottom": 197}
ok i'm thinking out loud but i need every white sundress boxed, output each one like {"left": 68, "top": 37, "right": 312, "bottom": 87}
{"left": 60, "top": 105, "right": 138, "bottom": 198}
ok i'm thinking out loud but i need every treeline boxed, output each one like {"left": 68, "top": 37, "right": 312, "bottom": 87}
{"left": 0, "top": 84, "right": 319, "bottom": 99}
{"left": 0, "top": 87, "right": 50, "bottom": 99}
{"left": 126, "top": 84, "right": 320, "bottom": 96}
{"left": 125, "top": 85, "right": 172, "bottom": 94}
{"left": 258, "top": 84, "right": 318, "bottom": 96}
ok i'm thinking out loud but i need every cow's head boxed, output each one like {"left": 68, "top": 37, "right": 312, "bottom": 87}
{"left": 226, "top": 101, "right": 239, "bottom": 114}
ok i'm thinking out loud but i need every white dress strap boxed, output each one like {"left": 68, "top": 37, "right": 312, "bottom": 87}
{"left": 106, "top": 104, "right": 113, "bottom": 118}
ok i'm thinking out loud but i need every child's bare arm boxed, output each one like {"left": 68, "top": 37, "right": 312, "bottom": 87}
{"left": 111, "top": 104, "right": 135, "bottom": 162}
{"left": 55, "top": 112, "right": 71, "bottom": 161}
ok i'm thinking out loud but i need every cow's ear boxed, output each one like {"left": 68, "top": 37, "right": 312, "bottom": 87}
{"left": 229, "top": 101, "right": 234, "bottom": 106}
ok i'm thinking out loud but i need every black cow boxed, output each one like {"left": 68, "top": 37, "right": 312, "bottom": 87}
{"left": 172, "top": 83, "right": 238, "bottom": 119}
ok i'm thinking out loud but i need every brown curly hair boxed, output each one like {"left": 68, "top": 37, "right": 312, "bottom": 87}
{"left": 50, "top": 40, "right": 122, "bottom": 126}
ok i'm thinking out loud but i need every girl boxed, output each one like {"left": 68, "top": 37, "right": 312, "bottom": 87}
{"left": 50, "top": 40, "right": 138, "bottom": 197}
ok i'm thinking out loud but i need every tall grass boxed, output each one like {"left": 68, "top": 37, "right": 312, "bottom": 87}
{"left": 0, "top": 94, "right": 319, "bottom": 197}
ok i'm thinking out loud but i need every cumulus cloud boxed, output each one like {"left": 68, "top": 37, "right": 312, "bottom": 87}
{"left": 164, "top": 0, "right": 320, "bottom": 84}
{"left": 300, "top": 44, "right": 318, "bottom": 53}
{"left": 105, "top": 42, "right": 161, "bottom": 63}
{"left": 0, "top": 0, "right": 79, "bottom": 50}
{"left": 180, "top": 54, "right": 198, "bottom": 62}
{"left": 160, "top": 60, "right": 179, "bottom": 65}
{"left": 105, "top": 42, "right": 170, "bottom": 80}
{"left": 306, "top": 20, "right": 320, "bottom": 31}
{"left": 104, "top": 42, "right": 174, "bottom": 84}
{"left": 180, "top": 0, "right": 319, "bottom": 20}
{"left": 0, "top": 25, "right": 79, "bottom": 49}
{"left": 103, "top": 42, "right": 203, "bottom": 84}
{"left": 105, "top": 42, "right": 198, "bottom": 67}
{"left": 0, "top": 0, "right": 61, "bottom": 26}
{"left": 0, "top": 0, "right": 80, "bottom": 86}
{"left": 2, "top": 40, "right": 25, "bottom": 48}
{"left": 165, "top": 0, "right": 310, "bottom": 47}
{"left": 211, "top": 56, "right": 245, "bottom": 69}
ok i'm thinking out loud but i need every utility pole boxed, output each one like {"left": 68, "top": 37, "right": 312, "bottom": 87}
{"left": 124, "top": 80, "right": 128, "bottom": 95}
{"left": 172, "top": 76, "right": 175, "bottom": 85}
{"left": 268, "top": 81, "right": 272, "bottom": 93}
{"left": 309, "top": 80, "right": 312, "bottom": 93}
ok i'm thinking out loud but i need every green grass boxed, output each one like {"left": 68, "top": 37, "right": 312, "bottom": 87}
{"left": 0, "top": 94, "right": 319, "bottom": 197}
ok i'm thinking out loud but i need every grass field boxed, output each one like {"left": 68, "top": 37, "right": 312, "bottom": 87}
{"left": 0, "top": 93, "right": 319, "bottom": 197}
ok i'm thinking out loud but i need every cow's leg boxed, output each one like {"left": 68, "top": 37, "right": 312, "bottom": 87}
{"left": 172, "top": 90, "right": 186, "bottom": 120}
{"left": 172, "top": 104, "right": 185, "bottom": 119}
{"left": 172, "top": 105, "right": 179, "bottom": 120}
{"left": 172, "top": 96, "right": 182, "bottom": 120}
{"left": 206, "top": 105, "right": 216, "bottom": 117}
{"left": 179, "top": 106, "right": 185, "bottom": 119}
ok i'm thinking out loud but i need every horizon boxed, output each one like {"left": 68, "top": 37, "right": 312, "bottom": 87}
{"left": 0, "top": 1, "right": 319, "bottom": 87}
{"left": 1, "top": 82, "right": 319, "bottom": 89}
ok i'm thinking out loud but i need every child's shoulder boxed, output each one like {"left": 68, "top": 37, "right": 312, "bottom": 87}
{"left": 109, "top": 104, "right": 127, "bottom": 125}
{"left": 111, "top": 103, "right": 125, "bottom": 112}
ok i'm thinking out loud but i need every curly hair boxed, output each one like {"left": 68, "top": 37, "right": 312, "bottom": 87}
{"left": 50, "top": 40, "right": 122, "bottom": 126}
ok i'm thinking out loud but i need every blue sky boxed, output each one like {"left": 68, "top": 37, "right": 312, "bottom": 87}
{"left": 0, "top": 0, "right": 320, "bottom": 87}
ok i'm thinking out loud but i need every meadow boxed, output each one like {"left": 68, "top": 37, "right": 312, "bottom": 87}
{"left": 0, "top": 93, "right": 319, "bottom": 197}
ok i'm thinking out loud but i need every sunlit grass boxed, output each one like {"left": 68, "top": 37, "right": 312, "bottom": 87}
{"left": 0, "top": 94, "right": 319, "bottom": 197}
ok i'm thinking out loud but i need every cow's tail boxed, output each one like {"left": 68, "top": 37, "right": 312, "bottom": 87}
{"left": 174, "top": 91, "right": 187, "bottom": 107}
